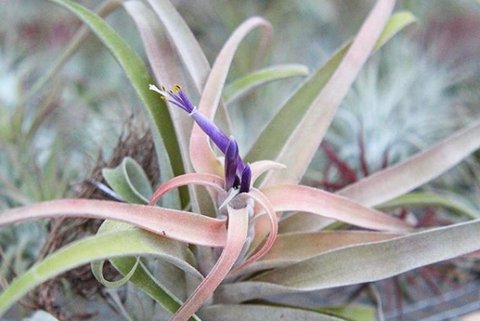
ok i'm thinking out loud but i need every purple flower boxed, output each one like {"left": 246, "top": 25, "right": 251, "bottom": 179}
{"left": 150, "top": 84, "right": 251, "bottom": 193}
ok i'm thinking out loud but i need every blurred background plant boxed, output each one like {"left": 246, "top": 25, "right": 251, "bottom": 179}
{"left": 1, "top": 0, "right": 480, "bottom": 320}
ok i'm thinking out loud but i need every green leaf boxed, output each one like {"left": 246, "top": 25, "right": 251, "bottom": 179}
{"left": 378, "top": 192, "right": 480, "bottom": 219}
{"left": 223, "top": 64, "right": 310, "bottom": 104}
{"left": 242, "top": 231, "right": 400, "bottom": 275}
{"left": 319, "top": 305, "right": 376, "bottom": 321}
{"left": 0, "top": 227, "right": 202, "bottom": 316}
{"left": 217, "top": 219, "right": 480, "bottom": 302}
{"left": 245, "top": 10, "right": 416, "bottom": 184}
{"left": 43, "top": 0, "right": 183, "bottom": 208}
{"left": 146, "top": 0, "right": 232, "bottom": 133}
{"left": 200, "top": 304, "right": 346, "bottom": 321}
{"left": 190, "top": 17, "right": 271, "bottom": 176}
{"left": 96, "top": 221, "right": 202, "bottom": 321}
{"left": 123, "top": 0, "right": 213, "bottom": 215}
{"left": 103, "top": 157, "right": 153, "bottom": 204}
{"left": 260, "top": 0, "right": 396, "bottom": 186}
{"left": 111, "top": 257, "right": 201, "bottom": 321}
{"left": 374, "top": 11, "right": 417, "bottom": 48}
{"left": 91, "top": 256, "right": 141, "bottom": 288}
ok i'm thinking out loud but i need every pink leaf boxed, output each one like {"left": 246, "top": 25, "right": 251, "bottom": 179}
{"left": 150, "top": 173, "right": 225, "bottom": 205}
{"left": 0, "top": 199, "right": 227, "bottom": 247}
{"left": 249, "top": 160, "right": 286, "bottom": 186}
{"left": 170, "top": 205, "right": 249, "bottom": 321}
{"left": 230, "top": 188, "right": 278, "bottom": 274}
{"left": 263, "top": 0, "right": 396, "bottom": 186}
{"left": 262, "top": 185, "right": 411, "bottom": 231}
{"left": 190, "top": 17, "right": 271, "bottom": 175}
{"left": 338, "top": 120, "right": 480, "bottom": 207}
{"left": 242, "top": 231, "right": 402, "bottom": 275}
{"left": 124, "top": 0, "right": 194, "bottom": 176}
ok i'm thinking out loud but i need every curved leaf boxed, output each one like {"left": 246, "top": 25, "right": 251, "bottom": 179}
{"left": 338, "top": 120, "right": 480, "bottom": 206}
{"left": 320, "top": 305, "right": 376, "bottom": 321}
{"left": 200, "top": 304, "right": 345, "bottom": 321}
{"left": 44, "top": 0, "right": 183, "bottom": 208}
{"left": 0, "top": 228, "right": 201, "bottom": 316}
{"left": 103, "top": 157, "right": 153, "bottom": 204}
{"left": 149, "top": 173, "right": 225, "bottom": 206}
{"left": 378, "top": 192, "right": 480, "bottom": 219}
{"left": 91, "top": 256, "right": 141, "bottom": 288}
{"left": 245, "top": 9, "right": 415, "bottom": 183}
{"left": 262, "top": 185, "right": 410, "bottom": 231}
{"left": 223, "top": 64, "right": 310, "bottom": 104}
{"left": 124, "top": 0, "right": 193, "bottom": 208}
{"left": 110, "top": 257, "right": 201, "bottom": 321}
{"left": 230, "top": 188, "right": 278, "bottom": 274}
{"left": 215, "top": 219, "right": 480, "bottom": 303}
{"left": 190, "top": 17, "right": 271, "bottom": 175}
{"left": 278, "top": 213, "right": 334, "bottom": 234}
{"left": 242, "top": 231, "right": 400, "bottom": 275}
{"left": 250, "top": 160, "right": 286, "bottom": 185}
{"left": 0, "top": 199, "right": 227, "bottom": 247}
{"left": 261, "top": 0, "right": 396, "bottom": 186}
{"left": 171, "top": 206, "right": 249, "bottom": 321}
{"left": 145, "top": 0, "right": 232, "bottom": 132}
{"left": 97, "top": 221, "right": 202, "bottom": 320}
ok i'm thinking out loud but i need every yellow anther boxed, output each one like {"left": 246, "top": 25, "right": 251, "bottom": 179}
{"left": 173, "top": 84, "right": 182, "bottom": 93}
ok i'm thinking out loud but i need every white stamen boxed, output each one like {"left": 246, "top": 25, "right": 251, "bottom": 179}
{"left": 218, "top": 188, "right": 240, "bottom": 210}
{"left": 149, "top": 84, "right": 169, "bottom": 97}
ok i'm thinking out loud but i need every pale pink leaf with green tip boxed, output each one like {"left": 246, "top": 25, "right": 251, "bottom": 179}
{"left": 262, "top": 185, "right": 410, "bottom": 231}
{"left": 263, "top": 0, "right": 396, "bottom": 186}
{"left": 125, "top": 0, "right": 219, "bottom": 215}
{"left": 150, "top": 173, "right": 225, "bottom": 206}
{"left": 278, "top": 213, "right": 334, "bottom": 234}
{"left": 245, "top": 11, "right": 416, "bottom": 172}
{"left": 230, "top": 188, "right": 277, "bottom": 274}
{"left": 0, "top": 199, "right": 226, "bottom": 247}
{"left": 145, "top": 0, "right": 232, "bottom": 134}
{"left": 249, "top": 160, "right": 286, "bottom": 186}
{"left": 124, "top": 0, "right": 191, "bottom": 170}
{"left": 190, "top": 17, "right": 272, "bottom": 175}
{"left": 242, "top": 231, "right": 401, "bottom": 275}
{"left": 215, "top": 218, "right": 480, "bottom": 303}
{"left": 171, "top": 206, "right": 248, "bottom": 321}
{"left": 255, "top": 219, "right": 480, "bottom": 289}
{"left": 338, "top": 120, "right": 480, "bottom": 207}
{"left": 145, "top": 0, "right": 210, "bottom": 89}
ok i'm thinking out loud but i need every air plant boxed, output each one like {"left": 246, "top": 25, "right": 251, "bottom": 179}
{"left": 1, "top": 0, "right": 480, "bottom": 320}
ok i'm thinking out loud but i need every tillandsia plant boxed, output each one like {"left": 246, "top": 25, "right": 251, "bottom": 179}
{"left": 1, "top": 0, "right": 480, "bottom": 320}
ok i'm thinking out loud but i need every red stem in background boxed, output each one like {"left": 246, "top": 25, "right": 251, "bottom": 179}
{"left": 322, "top": 143, "right": 358, "bottom": 183}
{"left": 358, "top": 129, "right": 370, "bottom": 177}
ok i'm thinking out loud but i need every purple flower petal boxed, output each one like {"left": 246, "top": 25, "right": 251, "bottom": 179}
{"left": 239, "top": 163, "right": 252, "bottom": 193}
{"left": 224, "top": 137, "right": 239, "bottom": 190}
{"left": 190, "top": 110, "right": 230, "bottom": 153}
